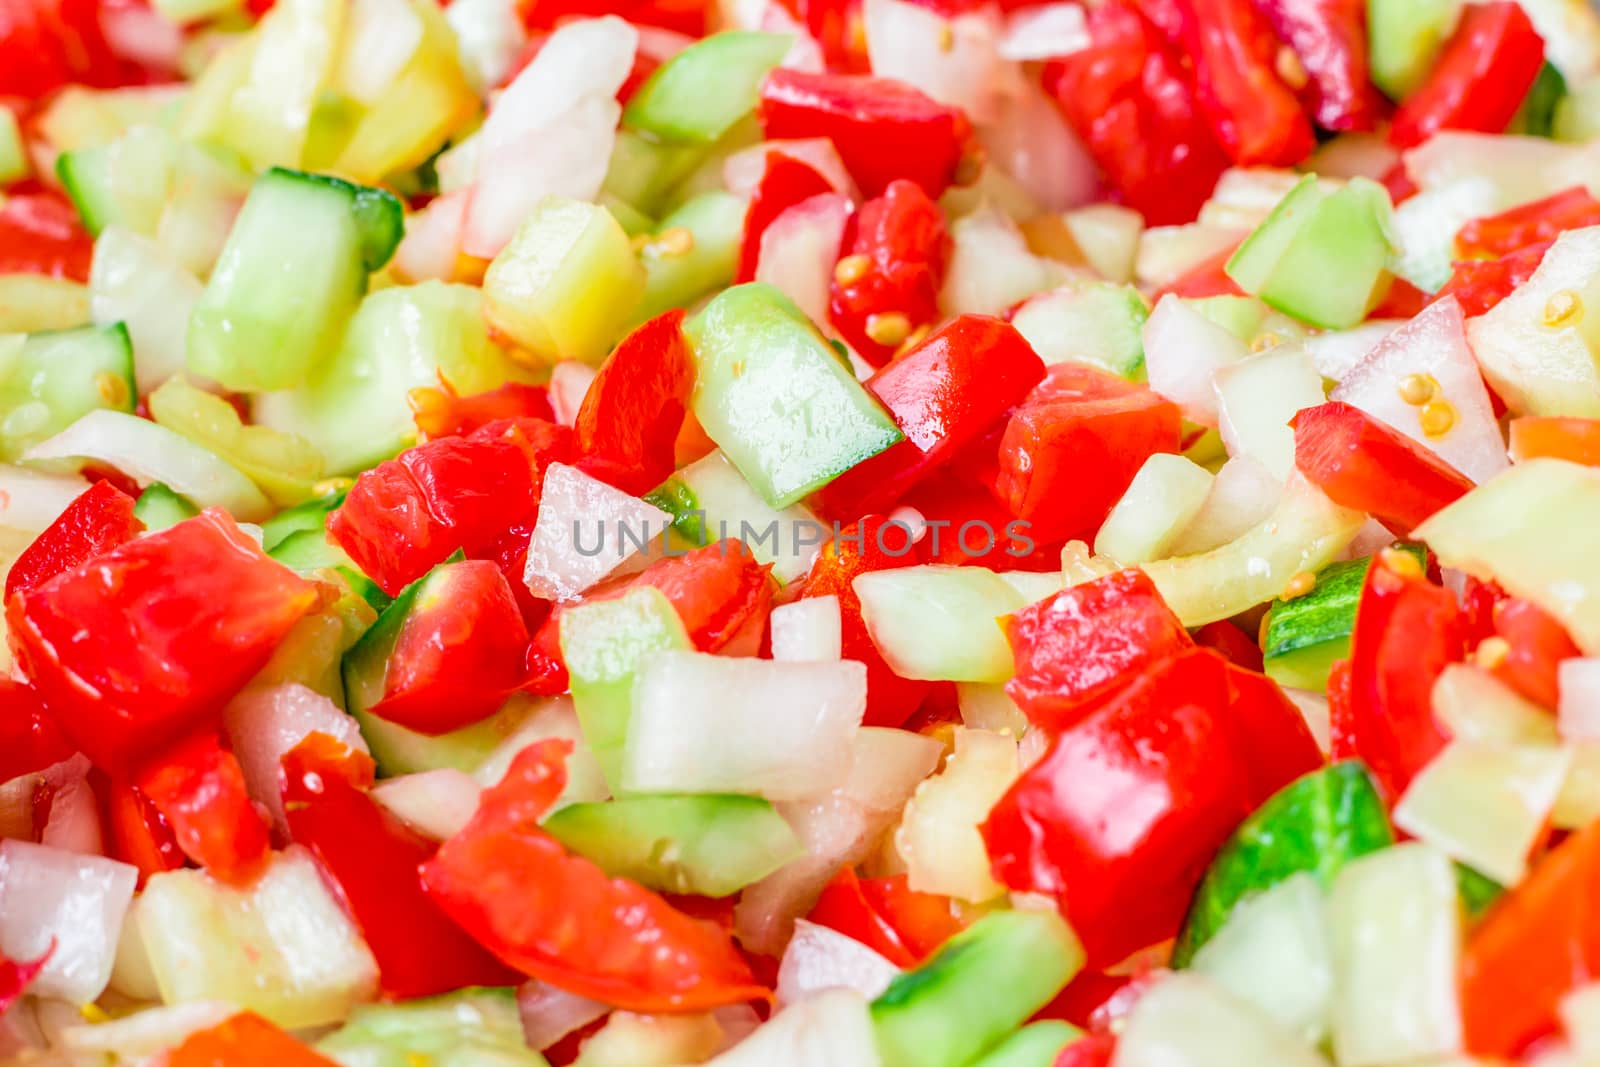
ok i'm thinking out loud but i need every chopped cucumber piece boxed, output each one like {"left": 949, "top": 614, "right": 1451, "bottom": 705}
{"left": 0, "top": 323, "right": 134, "bottom": 463}
{"left": 1455, "top": 861, "right": 1504, "bottom": 918}
{"left": 1094, "top": 453, "right": 1215, "bottom": 564}
{"left": 601, "top": 129, "right": 709, "bottom": 218}
{"left": 894, "top": 727, "right": 1017, "bottom": 903}
{"left": 261, "top": 489, "right": 346, "bottom": 551}
{"left": 964, "top": 1022, "right": 1083, "bottom": 1067}
{"left": 1010, "top": 282, "right": 1148, "bottom": 378}
{"left": 317, "top": 987, "right": 544, "bottom": 1067}
{"left": 1368, "top": 0, "right": 1460, "bottom": 101}
{"left": 133, "top": 483, "right": 199, "bottom": 532}
{"left": 1510, "top": 61, "right": 1567, "bottom": 137}
{"left": 89, "top": 226, "right": 207, "bottom": 395}
{"left": 270, "top": 527, "right": 387, "bottom": 611}
{"left": 0, "top": 276, "right": 91, "bottom": 333}
{"left": 631, "top": 191, "right": 745, "bottom": 326}
{"left": 56, "top": 125, "right": 177, "bottom": 238}
{"left": 870, "top": 909, "right": 1084, "bottom": 1067}
{"left": 1116, "top": 972, "right": 1328, "bottom": 1067}
{"left": 0, "top": 108, "right": 25, "bottom": 185}
{"left": 854, "top": 566, "right": 1025, "bottom": 683}
{"left": 684, "top": 283, "right": 903, "bottom": 509}
{"left": 541, "top": 794, "right": 803, "bottom": 897}
{"left": 1174, "top": 762, "right": 1393, "bottom": 967}
{"left": 623, "top": 31, "right": 793, "bottom": 145}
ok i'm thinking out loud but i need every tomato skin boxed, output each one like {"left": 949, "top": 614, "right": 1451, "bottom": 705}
{"left": 1390, "top": 2, "right": 1545, "bottom": 149}
{"left": 737, "top": 152, "right": 838, "bottom": 284}
{"left": 1488, "top": 597, "right": 1581, "bottom": 710}
{"left": 775, "top": 0, "right": 868, "bottom": 72}
{"left": 1510, "top": 416, "right": 1600, "bottom": 466}
{"left": 420, "top": 740, "right": 768, "bottom": 1012}
{"left": 996, "top": 364, "right": 1182, "bottom": 546}
{"left": 518, "top": 0, "right": 704, "bottom": 35}
{"left": 807, "top": 866, "right": 918, "bottom": 967}
{"left": 1251, "top": 0, "right": 1384, "bottom": 132}
{"left": 856, "top": 874, "right": 965, "bottom": 959}
{"left": 0, "top": 192, "right": 95, "bottom": 281}
{"left": 5, "top": 481, "right": 143, "bottom": 601}
{"left": 0, "top": 0, "right": 134, "bottom": 100}
{"left": 828, "top": 179, "right": 950, "bottom": 368}
{"left": 1004, "top": 569, "right": 1194, "bottom": 733}
{"left": 135, "top": 731, "right": 270, "bottom": 886}
{"left": 1192, "top": 619, "right": 1263, "bottom": 672}
{"left": 573, "top": 310, "right": 695, "bottom": 497}
{"left": 1055, "top": 1032, "right": 1118, "bottom": 1067}
{"left": 0, "top": 945, "right": 51, "bottom": 1016}
{"left": 1290, "top": 401, "right": 1474, "bottom": 535}
{"left": 167, "top": 1012, "right": 337, "bottom": 1067}
{"left": 0, "top": 677, "right": 75, "bottom": 785}
{"left": 92, "top": 774, "right": 185, "bottom": 887}
{"left": 758, "top": 68, "right": 981, "bottom": 199}
{"left": 1151, "top": 244, "right": 1243, "bottom": 302}
{"left": 281, "top": 738, "right": 520, "bottom": 999}
{"left": 411, "top": 380, "right": 553, "bottom": 441}
{"left": 1458, "top": 186, "right": 1600, "bottom": 260}
{"left": 1437, "top": 239, "right": 1552, "bottom": 318}
{"left": 8, "top": 510, "right": 317, "bottom": 777}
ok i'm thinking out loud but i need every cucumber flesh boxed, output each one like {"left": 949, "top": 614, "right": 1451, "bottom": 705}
{"left": 269, "top": 528, "right": 388, "bottom": 611}
{"left": 133, "top": 483, "right": 199, "bottom": 532}
{"left": 623, "top": 31, "right": 792, "bottom": 145}
{"left": 316, "top": 987, "right": 543, "bottom": 1067}
{"left": 0, "top": 322, "right": 135, "bottom": 463}
{"left": 1368, "top": 0, "right": 1460, "bottom": 101}
{"left": 261, "top": 489, "right": 346, "bottom": 551}
{"left": 630, "top": 191, "right": 744, "bottom": 327}
{"left": 964, "top": 1020, "right": 1082, "bottom": 1067}
{"left": 1010, "top": 282, "right": 1148, "bottom": 379}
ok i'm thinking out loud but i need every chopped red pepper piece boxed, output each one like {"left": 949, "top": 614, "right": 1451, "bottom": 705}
{"left": 420, "top": 739, "right": 769, "bottom": 1012}
{"left": 1510, "top": 416, "right": 1600, "bottom": 466}
{"left": 1389, "top": 1, "right": 1546, "bottom": 149}
{"left": 8, "top": 510, "right": 317, "bottom": 777}
{"left": 0, "top": 0, "right": 140, "bottom": 99}
{"left": 1368, "top": 277, "right": 1431, "bottom": 319}
{"left": 758, "top": 68, "right": 982, "bottom": 199}
{"left": 1291, "top": 400, "right": 1475, "bottom": 535}
{"left": 996, "top": 363, "right": 1183, "bottom": 546}
{"left": 1251, "top": 0, "right": 1385, "bottom": 132}
{"left": 573, "top": 310, "right": 695, "bottom": 497}
{"left": 737, "top": 151, "right": 839, "bottom": 284}
{"left": 1193, "top": 619, "right": 1264, "bottom": 672}
{"left": 774, "top": 0, "right": 869, "bottom": 73}
{"left": 0, "top": 942, "right": 54, "bottom": 1016}
{"left": 0, "top": 192, "right": 95, "bottom": 281}
{"left": 167, "top": 1012, "right": 338, "bottom": 1067}
{"left": 5, "top": 480, "right": 144, "bottom": 601}
{"left": 1458, "top": 186, "right": 1600, "bottom": 260}
{"left": 410, "top": 379, "right": 554, "bottom": 442}
{"left": 807, "top": 866, "right": 919, "bottom": 967}
{"left": 1056, "top": 1032, "right": 1119, "bottom": 1067}
{"left": 1044, "top": 1, "right": 1231, "bottom": 225}
{"left": 827, "top": 179, "right": 950, "bottom": 367}
{"left": 1486, "top": 597, "right": 1581, "bottom": 710}
{"left": 519, "top": 0, "right": 705, "bottom": 35}
{"left": 1004, "top": 569, "right": 1194, "bottom": 733}
{"left": 856, "top": 873, "right": 966, "bottom": 959}
{"left": 0, "top": 677, "right": 75, "bottom": 785}
{"left": 1437, "top": 239, "right": 1553, "bottom": 318}
{"left": 136, "top": 731, "right": 271, "bottom": 886}
{"left": 93, "top": 774, "right": 186, "bottom": 887}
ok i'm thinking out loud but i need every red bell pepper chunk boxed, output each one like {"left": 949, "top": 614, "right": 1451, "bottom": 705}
{"left": 5, "top": 480, "right": 144, "bottom": 601}
{"left": 1044, "top": 1, "right": 1230, "bottom": 225}
{"left": 329, "top": 417, "right": 572, "bottom": 597}
{"left": 1291, "top": 401, "right": 1475, "bottom": 535}
{"left": 807, "top": 866, "right": 919, "bottom": 967}
{"left": 1335, "top": 551, "right": 1463, "bottom": 801}
{"left": 737, "top": 152, "right": 839, "bottom": 284}
{"left": 857, "top": 873, "right": 966, "bottom": 959}
{"left": 573, "top": 310, "right": 695, "bottom": 496}
{"left": 1368, "top": 277, "right": 1431, "bottom": 319}
{"left": 818, "top": 315, "right": 1045, "bottom": 518}
{"left": 1193, "top": 619, "right": 1264, "bottom": 672}
{"left": 167, "top": 1012, "right": 338, "bottom": 1067}
{"left": 7, "top": 510, "right": 318, "bottom": 777}
{"left": 281, "top": 737, "right": 520, "bottom": 999}
{"left": 1510, "top": 416, "right": 1600, "bottom": 467}
{"left": 1486, "top": 597, "right": 1581, "bottom": 710}
{"left": 1437, "top": 238, "right": 1552, "bottom": 318}
{"left": 420, "top": 739, "right": 769, "bottom": 1012}
{"left": 0, "top": 0, "right": 139, "bottom": 100}
{"left": 800, "top": 515, "right": 931, "bottom": 727}
{"left": 93, "top": 774, "right": 185, "bottom": 887}
{"left": 136, "top": 731, "right": 271, "bottom": 886}
{"left": 519, "top": 0, "right": 705, "bottom": 35}
{"left": 1004, "top": 569, "right": 1194, "bottom": 733}
{"left": 1251, "top": 0, "right": 1385, "bottom": 132}
{"left": 0, "top": 942, "right": 53, "bottom": 1016}
{"left": 0, "top": 677, "right": 75, "bottom": 784}
{"left": 1151, "top": 244, "right": 1244, "bottom": 302}
{"left": 827, "top": 179, "right": 950, "bottom": 368}
{"left": 1056, "top": 1032, "right": 1119, "bottom": 1067}
{"left": 775, "top": 0, "right": 869, "bottom": 72}
{"left": 369, "top": 560, "right": 531, "bottom": 735}
{"left": 758, "top": 68, "right": 982, "bottom": 199}
{"left": 1389, "top": 1, "right": 1546, "bottom": 149}
{"left": 996, "top": 363, "right": 1183, "bottom": 546}
{"left": 410, "top": 379, "right": 554, "bottom": 442}
{"left": 0, "top": 191, "right": 96, "bottom": 281}
{"left": 1458, "top": 186, "right": 1600, "bottom": 260}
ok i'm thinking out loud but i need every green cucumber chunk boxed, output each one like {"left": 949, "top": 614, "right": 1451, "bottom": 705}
{"left": 623, "top": 31, "right": 793, "bottom": 145}
{"left": 317, "top": 987, "right": 545, "bottom": 1067}
{"left": 0, "top": 108, "right": 25, "bottom": 185}
{"left": 964, "top": 1021, "right": 1085, "bottom": 1067}
{"left": 685, "top": 283, "right": 903, "bottom": 509}
{"left": 1262, "top": 543, "right": 1427, "bottom": 691}
{"left": 0, "top": 322, "right": 135, "bottom": 462}
{"left": 261, "top": 490, "right": 346, "bottom": 552}
{"left": 1173, "top": 761, "right": 1393, "bottom": 968}
{"left": 601, "top": 130, "right": 709, "bottom": 218}
{"left": 1368, "top": 0, "right": 1460, "bottom": 101}
{"left": 559, "top": 586, "right": 692, "bottom": 791}
{"left": 541, "top": 794, "right": 803, "bottom": 897}
{"left": 133, "top": 483, "right": 199, "bottom": 532}
{"left": 1010, "top": 282, "right": 1148, "bottom": 379}
{"left": 1510, "top": 62, "right": 1567, "bottom": 137}
{"left": 56, "top": 124, "right": 175, "bottom": 237}
{"left": 1456, "top": 862, "right": 1503, "bottom": 919}
{"left": 269, "top": 528, "right": 388, "bottom": 612}
{"left": 630, "top": 191, "right": 745, "bottom": 327}
{"left": 870, "top": 909, "right": 1084, "bottom": 1067}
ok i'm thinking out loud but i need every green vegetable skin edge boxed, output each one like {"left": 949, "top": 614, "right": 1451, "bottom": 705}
{"left": 963, "top": 1021, "right": 1085, "bottom": 1067}
{"left": 630, "top": 191, "right": 744, "bottom": 326}
{"left": 623, "top": 31, "right": 793, "bottom": 145}
{"left": 1367, "top": 0, "right": 1459, "bottom": 101}
{"left": 684, "top": 283, "right": 904, "bottom": 510}
{"left": 132, "top": 483, "right": 200, "bottom": 532}
{"left": 871, "top": 909, "right": 1085, "bottom": 1067}
{"left": 0, "top": 323, "right": 135, "bottom": 462}
{"left": 260, "top": 490, "right": 347, "bottom": 552}
{"left": 1172, "top": 761, "right": 1393, "bottom": 967}
{"left": 317, "top": 986, "right": 544, "bottom": 1067}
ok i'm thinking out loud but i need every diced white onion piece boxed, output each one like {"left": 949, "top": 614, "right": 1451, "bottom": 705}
{"left": 109, "top": 900, "right": 160, "bottom": 1000}
{"left": 393, "top": 190, "right": 467, "bottom": 283}
{"left": 1095, "top": 453, "right": 1215, "bottom": 564}
{"left": 1405, "top": 132, "right": 1600, "bottom": 206}
{"left": 1307, "top": 133, "right": 1399, "bottom": 182}
{"left": 864, "top": 0, "right": 1014, "bottom": 125}
{"left": 894, "top": 727, "right": 1017, "bottom": 903}
{"left": 995, "top": 569, "right": 1064, "bottom": 605}
{"left": 1143, "top": 294, "right": 1249, "bottom": 426}
{"left": 998, "top": 3, "right": 1088, "bottom": 60}
{"left": 471, "top": 694, "right": 610, "bottom": 809}
{"left": 332, "top": 0, "right": 422, "bottom": 104}
{"left": 1214, "top": 344, "right": 1326, "bottom": 482}
{"left": 1556, "top": 743, "right": 1600, "bottom": 830}
{"left": 57, "top": 1002, "right": 239, "bottom": 1060}
{"left": 1327, "top": 843, "right": 1462, "bottom": 1067}
{"left": 523, "top": 462, "right": 670, "bottom": 601}
{"left": 705, "top": 989, "right": 881, "bottom": 1067}
{"left": 1342, "top": 518, "right": 1401, "bottom": 561}
{"left": 224, "top": 682, "right": 370, "bottom": 836}
{"left": 1060, "top": 203, "right": 1142, "bottom": 285}
{"left": 371, "top": 769, "right": 483, "bottom": 841}
{"left": 1432, "top": 664, "right": 1558, "bottom": 745}
{"left": 1116, "top": 972, "right": 1328, "bottom": 1067}
{"left": 624, "top": 651, "right": 866, "bottom": 800}
{"left": 1199, "top": 168, "right": 1307, "bottom": 232}
{"left": 40, "top": 774, "right": 103, "bottom": 857}
{"left": 771, "top": 595, "right": 843, "bottom": 662}
{"left": 1306, "top": 320, "right": 1401, "bottom": 383}
{"left": 0, "top": 840, "right": 137, "bottom": 1004}
{"left": 100, "top": 1, "right": 183, "bottom": 68}
{"left": 724, "top": 140, "right": 856, "bottom": 201}
{"left": 755, "top": 193, "right": 851, "bottom": 327}
{"left": 1135, "top": 224, "right": 1245, "bottom": 290}
{"left": 26, "top": 410, "right": 272, "bottom": 521}
{"left": 838, "top": 726, "right": 943, "bottom": 815}
{"left": 855, "top": 565, "right": 1024, "bottom": 682}
{"left": 1560, "top": 658, "right": 1600, "bottom": 741}
{"left": 518, "top": 979, "right": 609, "bottom": 1051}
{"left": 1388, "top": 178, "right": 1500, "bottom": 293}
{"left": 89, "top": 227, "right": 206, "bottom": 394}
{"left": 444, "top": 0, "right": 526, "bottom": 93}
{"left": 1562, "top": 983, "right": 1600, "bottom": 1057}
{"left": 956, "top": 682, "right": 1029, "bottom": 736}
{"left": 976, "top": 77, "right": 1097, "bottom": 213}
{"left": 1168, "top": 455, "right": 1282, "bottom": 557}
{"left": 1394, "top": 741, "right": 1572, "bottom": 884}
{"left": 939, "top": 208, "right": 1064, "bottom": 318}
{"left": 777, "top": 921, "right": 900, "bottom": 1007}
{"left": 0, "top": 463, "right": 91, "bottom": 533}
{"left": 548, "top": 360, "right": 597, "bottom": 428}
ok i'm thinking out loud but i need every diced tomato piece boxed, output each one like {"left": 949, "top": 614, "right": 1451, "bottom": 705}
{"left": 1251, "top": 0, "right": 1384, "bottom": 132}
{"left": 369, "top": 560, "right": 530, "bottom": 735}
{"left": 827, "top": 179, "right": 950, "bottom": 367}
{"left": 8, "top": 510, "right": 317, "bottom": 777}
{"left": 1389, "top": 1, "right": 1546, "bottom": 149}
{"left": 283, "top": 730, "right": 376, "bottom": 791}
{"left": 1368, "top": 277, "right": 1430, "bottom": 319}
{"left": 420, "top": 739, "right": 768, "bottom": 1012}
{"left": 996, "top": 364, "right": 1182, "bottom": 545}
{"left": 573, "top": 310, "right": 695, "bottom": 496}
{"left": 1044, "top": 1, "right": 1231, "bottom": 224}
{"left": 1151, "top": 244, "right": 1243, "bottom": 302}
{"left": 774, "top": 0, "right": 868, "bottom": 72}
{"left": 807, "top": 866, "right": 918, "bottom": 967}
{"left": 1004, "top": 569, "right": 1194, "bottom": 733}
{"left": 0, "top": 192, "right": 95, "bottom": 281}
{"left": 1055, "top": 1032, "right": 1119, "bottom": 1067}
{"left": 0, "top": 677, "right": 75, "bottom": 784}
{"left": 1487, "top": 598, "right": 1581, "bottom": 710}
{"left": 1291, "top": 401, "right": 1475, "bottom": 534}
{"left": 1510, "top": 416, "right": 1600, "bottom": 466}
{"left": 135, "top": 732, "right": 270, "bottom": 886}
{"left": 1458, "top": 186, "right": 1600, "bottom": 260}
{"left": 411, "top": 379, "right": 553, "bottom": 441}
{"left": 0, "top": 943, "right": 53, "bottom": 1016}
{"left": 167, "top": 1012, "right": 338, "bottom": 1067}
{"left": 1335, "top": 552, "right": 1463, "bottom": 801}
{"left": 5, "top": 481, "right": 143, "bottom": 600}
{"left": 1193, "top": 619, "right": 1264, "bottom": 672}
{"left": 1379, "top": 158, "right": 1419, "bottom": 205}
{"left": 857, "top": 873, "right": 966, "bottom": 959}
{"left": 281, "top": 737, "right": 520, "bottom": 999}
{"left": 737, "top": 152, "right": 838, "bottom": 283}
{"left": 818, "top": 315, "right": 1044, "bottom": 517}
{"left": 758, "top": 68, "right": 982, "bottom": 199}
{"left": 0, "top": 0, "right": 137, "bottom": 100}
{"left": 1035, "top": 970, "right": 1136, "bottom": 1029}
{"left": 93, "top": 774, "right": 185, "bottom": 887}
{"left": 1437, "top": 239, "right": 1552, "bottom": 318}
{"left": 519, "top": 0, "right": 705, "bottom": 35}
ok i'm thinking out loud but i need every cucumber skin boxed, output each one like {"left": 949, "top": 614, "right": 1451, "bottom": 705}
{"left": 133, "top": 483, "right": 200, "bottom": 532}
{"left": 1173, "top": 761, "right": 1393, "bottom": 968}
{"left": 0, "top": 323, "right": 136, "bottom": 462}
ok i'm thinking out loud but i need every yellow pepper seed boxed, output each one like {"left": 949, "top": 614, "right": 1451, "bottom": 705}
{"left": 1543, "top": 288, "right": 1584, "bottom": 328}
{"left": 95, "top": 371, "right": 129, "bottom": 409}
{"left": 79, "top": 1003, "right": 111, "bottom": 1024}
{"left": 1249, "top": 332, "right": 1283, "bottom": 354}
{"left": 629, "top": 233, "right": 651, "bottom": 254}
{"left": 312, "top": 477, "right": 353, "bottom": 497}
{"left": 1275, "top": 45, "right": 1310, "bottom": 90}
{"left": 655, "top": 226, "right": 695, "bottom": 257}
{"left": 1281, "top": 570, "right": 1317, "bottom": 600}
{"left": 937, "top": 22, "right": 955, "bottom": 52}
{"left": 1397, "top": 372, "right": 1438, "bottom": 406}
{"left": 1419, "top": 398, "right": 1457, "bottom": 438}
{"left": 1380, "top": 546, "right": 1424, "bottom": 579}
{"left": 894, "top": 322, "right": 932, "bottom": 360}
{"left": 1476, "top": 636, "right": 1511, "bottom": 671}
{"left": 953, "top": 147, "right": 986, "bottom": 187}
{"left": 834, "top": 254, "right": 871, "bottom": 287}
{"left": 865, "top": 311, "right": 912, "bottom": 348}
